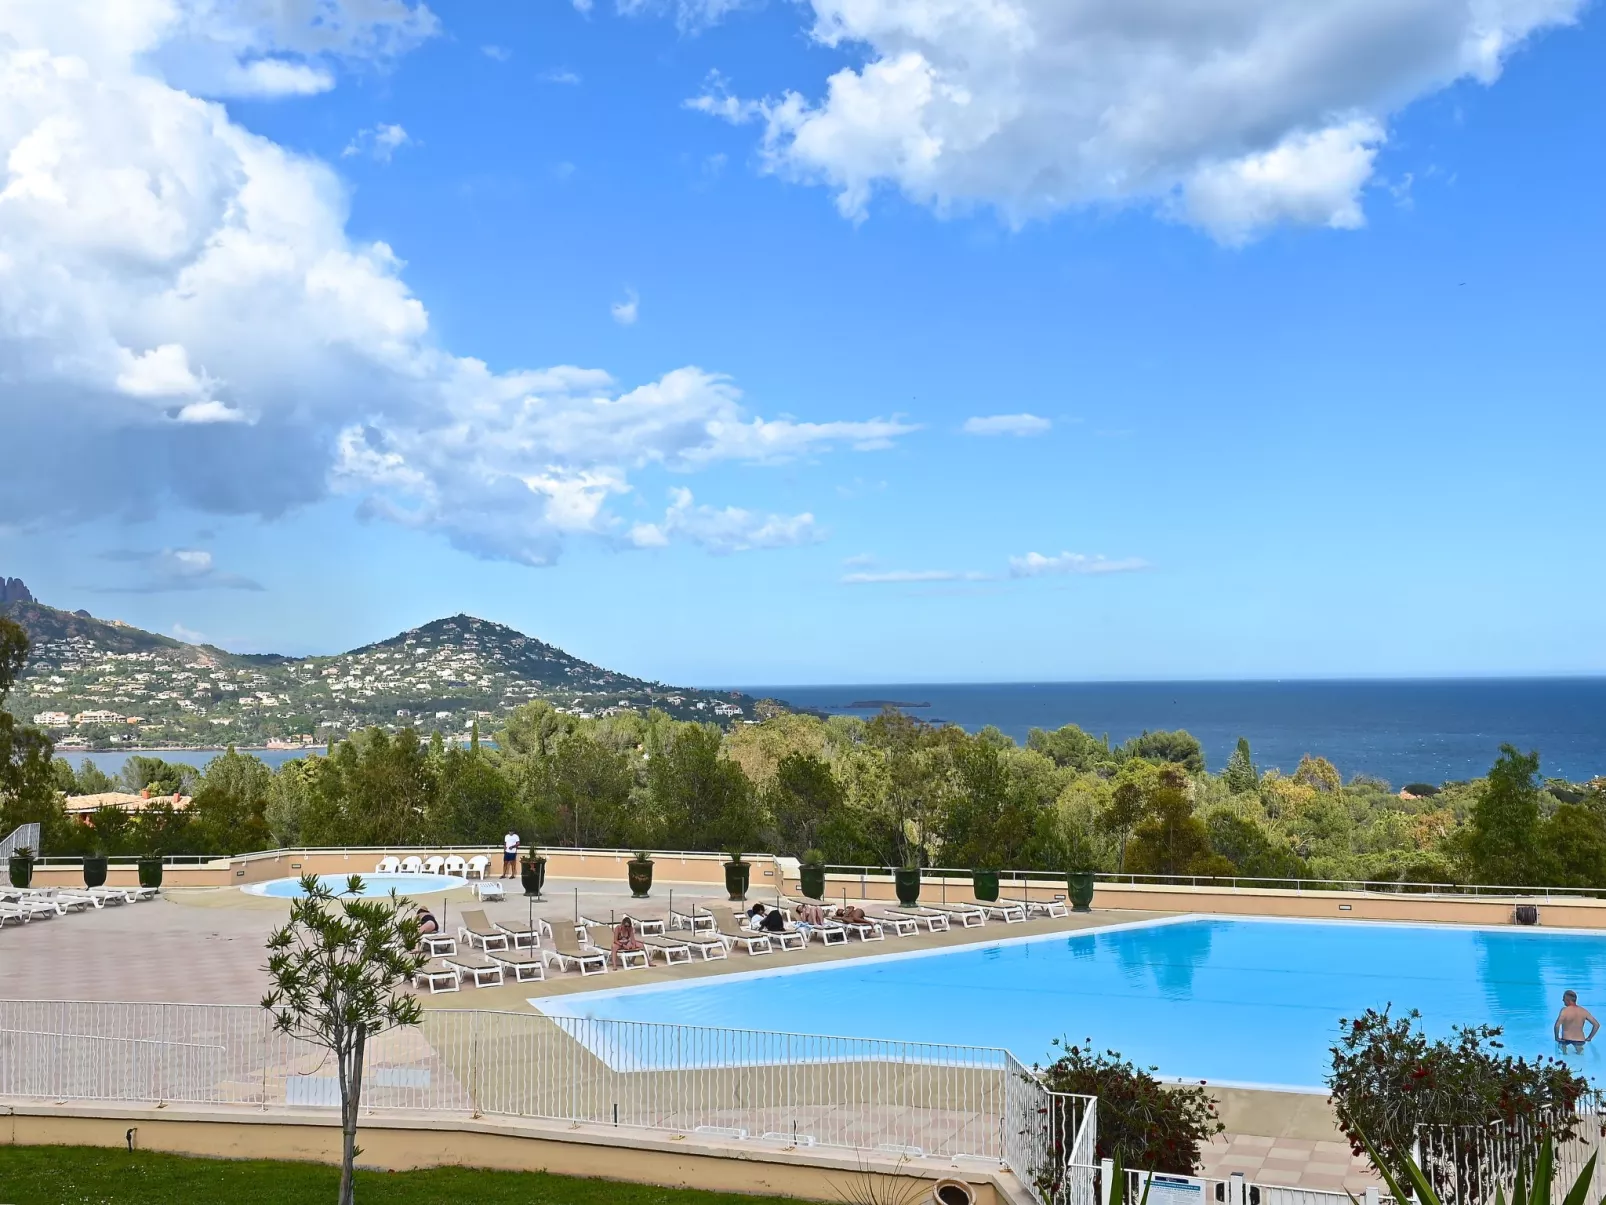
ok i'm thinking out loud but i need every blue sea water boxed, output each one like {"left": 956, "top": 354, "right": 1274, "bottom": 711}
{"left": 744, "top": 679, "right": 1606, "bottom": 786}
{"left": 535, "top": 917, "right": 1606, "bottom": 1089}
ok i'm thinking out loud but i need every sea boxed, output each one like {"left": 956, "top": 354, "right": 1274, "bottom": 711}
{"left": 53, "top": 679, "right": 1606, "bottom": 789}
{"left": 742, "top": 678, "right": 1606, "bottom": 787}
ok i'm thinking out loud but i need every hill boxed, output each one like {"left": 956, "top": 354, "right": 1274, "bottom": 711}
{"left": 1, "top": 585, "right": 765, "bottom": 751}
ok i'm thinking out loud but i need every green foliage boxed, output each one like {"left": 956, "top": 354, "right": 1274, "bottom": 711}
{"left": 1465, "top": 745, "right": 1544, "bottom": 885}
{"left": 262, "top": 874, "right": 427, "bottom": 1205}
{"left": 1357, "top": 1128, "right": 1599, "bottom": 1205}
{"left": 1204, "top": 810, "right": 1308, "bottom": 880}
{"left": 1037, "top": 1040, "right": 1223, "bottom": 1173}
{"left": 1027, "top": 724, "right": 1112, "bottom": 772}
{"left": 1404, "top": 782, "right": 1442, "bottom": 797}
{"left": 1120, "top": 729, "right": 1205, "bottom": 774}
{"left": 1223, "top": 738, "right": 1258, "bottom": 794}
{"left": 0, "top": 618, "right": 61, "bottom": 847}
{"left": 1327, "top": 1006, "right": 1588, "bottom": 1160}
{"left": 1125, "top": 769, "right": 1232, "bottom": 877}
{"left": 118, "top": 755, "right": 199, "bottom": 797}
{"left": 766, "top": 752, "right": 848, "bottom": 858}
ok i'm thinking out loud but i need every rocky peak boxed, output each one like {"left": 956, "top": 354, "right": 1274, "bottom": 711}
{"left": 0, "top": 577, "right": 34, "bottom": 605}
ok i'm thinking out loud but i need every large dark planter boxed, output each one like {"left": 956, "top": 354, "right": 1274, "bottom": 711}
{"left": 137, "top": 857, "right": 164, "bottom": 889}
{"left": 520, "top": 856, "right": 547, "bottom": 899}
{"left": 971, "top": 869, "right": 1000, "bottom": 902}
{"left": 1068, "top": 871, "right": 1095, "bottom": 913}
{"left": 799, "top": 864, "right": 827, "bottom": 900}
{"left": 8, "top": 855, "right": 33, "bottom": 889}
{"left": 894, "top": 867, "right": 921, "bottom": 906}
{"left": 628, "top": 858, "right": 654, "bottom": 899}
{"left": 724, "top": 860, "right": 751, "bottom": 901}
{"left": 82, "top": 855, "right": 108, "bottom": 889}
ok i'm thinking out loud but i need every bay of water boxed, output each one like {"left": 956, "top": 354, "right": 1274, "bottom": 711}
{"left": 743, "top": 678, "right": 1606, "bottom": 787}
{"left": 58, "top": 747, "right": 318, "bottom": 777}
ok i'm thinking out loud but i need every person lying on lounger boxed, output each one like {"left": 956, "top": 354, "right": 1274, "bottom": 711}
{"left": 834, "top": 905, "right": 868, "bottom": 925}
{"left": 611, "top": 918, "right": 645, "bottom": 968}
{"left": 416, "top": 908, "right": 439, "bottom": 936}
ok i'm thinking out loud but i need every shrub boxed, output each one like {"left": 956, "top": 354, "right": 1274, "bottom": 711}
{"left": 1327, "top": 1007, "right": 1588, "bottom": 1159}
{"left": 1038, "top": 1040, "right": 1223, "bottom": 1173}
{"left": 1403, "top": 783, "right": 1442, "bottom": 797}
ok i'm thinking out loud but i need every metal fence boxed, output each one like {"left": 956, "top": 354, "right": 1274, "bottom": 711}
{"left": 1415, "top": 1099, "right": 1606, "bottom": 1204}
{"left": 999, "top": 1050, "right": 1098, "bottom": 1205}
{"left": 0, "top": 1000, "right": 1069, "bottom": 1166}
{"left": 1106, "top": 1164, "right": 1390, "bottom": 1205}
{"left": 0, "top": 823, "right": 39, "bottom": 862}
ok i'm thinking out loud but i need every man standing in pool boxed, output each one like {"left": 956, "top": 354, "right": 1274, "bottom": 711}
{"left": 1554, "top": 991, "right": 1599, "bottom": 1052}
{"left": 501, "top": 830, "right": 520, "bottom": 879}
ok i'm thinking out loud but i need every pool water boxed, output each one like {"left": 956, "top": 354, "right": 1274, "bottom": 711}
{"left": 243, "top": 873, "right": 467, "bottom": 898}
{"left": 533, "top": 916, "right": 1606, "bottom": 1089}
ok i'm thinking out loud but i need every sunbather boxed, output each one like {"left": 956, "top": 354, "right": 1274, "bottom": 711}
{"left": 610, "top": 917, "right": 645, "bottom": 969}
{"left": 794, "top": 901, "right": 827, "bottom": 926}
{"left": 416, "top": 908, "right": 440, "bottom": 937}
{"left": 834, "top": 904, "right": 869, "bottom": 925}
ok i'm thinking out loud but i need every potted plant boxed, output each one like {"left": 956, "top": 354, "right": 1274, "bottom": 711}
{"left": 723, "top": 852, "right": 750, "bottom": 901}
{"left": 8, "top": 846, "right": 34, "bottom": 889}
{"left": 894, "top": 854, "right": 922, "bottom": 907}
{"left": 799, "top": 849, "right": 827, "bottom": 901}
{"left": 520, "top": 850, "right": 547, "bottom": 899}
{"left": 137, "top": 854, "right": 164, "bottom": 890}
{"left": 1067, "top": 868, "right": 1095, "bottom": 913}
{"left": 628, "top": 851, "right": 654, "bottom": 898}
{"left": 82, "top": 850, "right": 109, "bottom": 889}
{"left": 971, "top": 867, "right": 1000, "bottom": 903}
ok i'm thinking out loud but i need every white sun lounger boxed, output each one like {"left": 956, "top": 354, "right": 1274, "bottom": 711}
{"left": 465, "top": 855, "right": 491, "bottom": 879}
{"left": 376, "top": 856, "right": 402, "bottom": 873}
{"left": 414, "top": 962, "right": 460, "bottom": 994}
{"left": 473, "top": 880, "right": 505, "bottom": 901}
{"left": 492, "top": 916, "right": 546, "bottom": 949}
{"left": 457, "top": 909, "right": 511, "bottom": 951}
{"left": 640, "top": 933, "right": 694, "bottom": 964}
{"left": 886, "top": 906, "right": 952, "bottom": 932}
{"left": 668, "top": 906, "right": 718, "bottom": 932}
{"left": 1000, "top": 895, "right": 1068, "bottom": 919}
{"left": 486, "top": 948, "right": 547, "bottom": 983}
{"left": 443, "top": 855, "right": 467, "bottom": 876}
{"left": 540, "top": 925, "right": 609, "bottom": 976}
{"left": 400, "top": 856, "right": 424, "bottom": 873}
{"left": 962, "top": 898, "right": 1026, "bottom": 923}
{"left": 621, "top": 912, "right": 667, "bottom": 936}
{"left": 443, "top": 951, "right": 505, "bottom": 988}
{"left": 864, "top": 909, "right": 922, "bottom": 937}
{"left": 423, "top": 855, "right": 446, "bottom": 874}
{"left": 716, "top": 923, "right": 772, "bottom": 956}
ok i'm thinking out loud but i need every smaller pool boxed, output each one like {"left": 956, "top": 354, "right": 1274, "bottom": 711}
{"left": 243, "top": 873, "right": 467, "bottom": 899}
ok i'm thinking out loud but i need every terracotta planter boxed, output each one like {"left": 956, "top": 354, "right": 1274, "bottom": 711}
{"left": 971, "top": 869, "right": 1000, "bottom": 902}
{"left": 1068, "top": 871, "right": 1095, "bottom": 913}
{"left": 627, "top": 859, "right": 654, "bottom": 899}
{"left": 723, "top": 860, "right": 750, "bottom": 901}
{"left": 82, "top": 855, "right": 108, "bottom": 889}
{"left": 799, "top": 864, "right": 827, "bottom": 900}
{"left": 520, "top": 856, "right": 547, "bottom": 898}
{"left": 894, "top": 867, "right": 921, "bottom": 906}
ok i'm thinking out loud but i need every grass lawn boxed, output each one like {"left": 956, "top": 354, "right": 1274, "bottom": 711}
{"left": 0, "top": 1146, "right": 808, "bottom": 1205}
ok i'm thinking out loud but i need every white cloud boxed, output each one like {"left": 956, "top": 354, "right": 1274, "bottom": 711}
{"left": 540, "top": 68, "right": 581, "bottom": 85}
{"left": 343, "top": 123, "right": 413, "bottom": 162}
{"left": 618, "top": 0, "right": 751, "bottom": 33}
{"left": 611, "top": 289, "right": 639, "bottom": 325}
{"left": 962, "top": 413, "right": 1051, "bottom": 437}
{"left": 482, "top": 45, "right": 511, "bottom": 62}
{"left": 1009, "top": 552, "right": 1149, "bottom": 578}
{"left": 695, "top": 0, "right": 1583, "bottom": 239}
{"left": 842, "top": 568, "right": 990, "bottom": 584}
{"left": 0, "top": 1, "right": 912, "bottom": 557}
{"left": 841, "top": 552, "right": 876, "bottom": 568}
{"left": 171, "top": 622, "right": 207, "bottom": 643}
{"left": 97, "top": 548, "right": 263, "bottom": 593}
{"left": 629, "top": 488, "right": 822, "bottom": 554}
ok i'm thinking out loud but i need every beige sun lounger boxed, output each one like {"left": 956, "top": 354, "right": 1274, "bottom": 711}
{"left": 658, "top": 929, "right": 727, "bottom": 960}
{"left": 999, "top": 895, "right": 1068, "bottom": 919}
{"left": 715, "top": 922, "right": 772, "bottom": 956}
{"left": 907, "top": 902, "right": 985, "bottom": 927}
{"left": 668, "top": 905, "right": 718, "bottom": 932}
{"left": 621, "top": 912, "right": 667, "bottom": 936}
{"left": 443, "top": 951, "right": 505, "bottom": 988}
{"left": 962, "top": 898, "right": 1026, "bottom": 923}
{"left": 492, "top": 916, "right": 546, "bottom": 949}
{"left": 457, "top": 909, "right": 511, "bottom": 951}
{"left": 540, "top": 924, "right": 609, "bottom": 976}
{"left": 864, "top": 909, "right": 922, "bottom": 937}
{"left": 639, "top": 933, "right": 694, "bottom": 964}
{"left": 886, "top": 905, "right": 951, "bottom": 932}
{"left": 414, "top": 962, "right": 460, "bottom": 994}
{"left": 486, "top": 948, "right": 547, "bottom": 983}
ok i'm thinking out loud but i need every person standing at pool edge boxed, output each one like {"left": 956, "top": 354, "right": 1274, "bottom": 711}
{"left": 1554, "top": 991, "right": 1599, "bottom": 1052}
{"left": 502, "top": 830, "right": 520, "bottom": 879}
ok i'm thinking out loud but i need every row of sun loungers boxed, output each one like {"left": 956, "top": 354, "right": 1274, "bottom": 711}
{"left": 376, "top": 854, "right": 495, "bottom": 878}
{"left": 0, "top": 884, "right": 160, "bottom": 926}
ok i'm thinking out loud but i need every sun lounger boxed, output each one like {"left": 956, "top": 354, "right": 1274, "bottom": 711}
{"left": 86, "top": 887, "right": 130, "bottom": 905}
{"left": 864, "top": 909, "right": 922, "bottom": 937}
{"left": 539, "top": 924, "right": 610, "bottom": 976}
{"left": 400, "top": 855, "right": 424, "bottom": 873}
{"left": 715, "top": 922, "right": 773, "bottom": 956}
{"left": 421, "top": 933, "right": 457, "bottom": 957}
{"left": 621, "top": 912, "right": 666, "bottom": 935}
{"left": 492, "top": 915, "right": 546, "bottom": 949}
{"left": 414, "top": 962, "right": 460, "bottom": 994}
{"left": 999, "top": 895, "right": 1068, "bottom": 919}
{"left": 962, "top": 898, "right": 1026, "bottom": 923}
{"left": 443, "top": 951, "right": 505, "bottom": 988}
{"left": 486, "top": 948, "right": 547, "bottom": 982}
{"left": 640, "top": 933, "right": 694, "bottom": 964}
{"left": 886, "top": 906, "right": 951, "bottom": 932}
{"left": 660, "top": 929, "right": 728, "bottom": 960}
{"left": 444, "top": 855, "right": 468, "bottom": 876}
{"left": 0, "top": 903, "right": 34, "bottom": 925}
{"left": 831, "top": 915, "right": 884, "bottom": 941}
{"left": 473, "top": 880, "right": 505, "bottom": 901}
{"left": 424, "top": 855, "right": 446, "bottom": 874}
{"left": 457, "top": 908, "right": 511, "bottom": 951}
{"left": 907, "top": 902, "right": 985, "bottom": 927}
{"left": 668, "top": 906, "right": 718, "bottom": 932}
{"left": 376, "top": 856, "right": 401, "bottom": 873}
{"left": 465, "top": 854, "right": 491, "bottom": 879}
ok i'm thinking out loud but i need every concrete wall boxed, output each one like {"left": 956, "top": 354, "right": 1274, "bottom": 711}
{"left": 0, "top": 1102, "right": 1015, "bottom": 1204}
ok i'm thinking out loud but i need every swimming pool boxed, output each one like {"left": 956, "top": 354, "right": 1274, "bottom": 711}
{"left": 533, "top": 916, "right": 1606, "bottom": 1089}
{"left": 243, "top": 873, "right": 467, "bottom": 898}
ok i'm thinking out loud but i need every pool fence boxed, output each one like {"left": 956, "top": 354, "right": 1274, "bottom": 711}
{"left": 1414, "top": 1098, "right": 1606, "bottom": 1205}
{"left": 0, "top": 998, "right": 1096, "bottom": 1200}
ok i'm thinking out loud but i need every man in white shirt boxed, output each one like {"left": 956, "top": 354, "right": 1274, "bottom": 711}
{"left": 502, "top": 831, "right": 520, "bottom": 879}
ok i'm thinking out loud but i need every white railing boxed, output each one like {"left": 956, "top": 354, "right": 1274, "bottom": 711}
{"left": 1000, "top": 1051, "right": 1098, "bottom": 1205}
{"left": 1415, "top": 1098, "right": 1606, "bottom": 1204}
{"left": 0, "top": 1001, "right": 1039, "bottom": 1162}
{"left": 1107, "top": 1163, "right": 1392, "bottom": 1205}
{"left": 0, "top": 823, "right": 40, "bottom": 861}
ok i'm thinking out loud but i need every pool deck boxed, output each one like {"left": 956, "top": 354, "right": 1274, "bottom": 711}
{"left": 0, "top": 877, "right": 1380, "bottom": 1192}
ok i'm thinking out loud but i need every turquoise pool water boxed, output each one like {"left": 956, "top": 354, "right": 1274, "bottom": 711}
{"left": 243, "top": 873, "right": 466, "bottom": 898}
{"left": 533, "top": 917, "right": 1606, "bottom": 1088}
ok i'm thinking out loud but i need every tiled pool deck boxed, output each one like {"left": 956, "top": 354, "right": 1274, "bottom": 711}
{"left": 0, "top": 879, "right": 1378, "bottom": 1192}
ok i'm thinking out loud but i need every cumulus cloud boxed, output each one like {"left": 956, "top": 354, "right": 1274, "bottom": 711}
{"left": 963, "top": 413, "right": 1050, "bottom": 437}
{"left": 96, "top": 548, "right": 263, "bottom": 593}
{"left": 692, "top": 0, "right": 1582, "bottom": 239}
{"left": 629, "top": 488, "right": 822, "bottom": 554}
{"left": 611, "top": 289, "right": 639, "bottom": 325}
{"left": 1008, "top": 552, "right": 1149, "bottom": 578}
{"left": 540, "top": 68, "right": 581, "bottom": 85}
{"left": 0, "top": 0, "right": 912, "bottom": 561}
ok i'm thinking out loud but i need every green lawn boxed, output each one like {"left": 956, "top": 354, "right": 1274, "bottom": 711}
{"left": 0, "top": 1146, "right": 806, "bottom": 1205}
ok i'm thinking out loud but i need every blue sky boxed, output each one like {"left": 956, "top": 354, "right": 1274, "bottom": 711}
{"left": 1, "top": 0, "right": 1602, "bottom": 685}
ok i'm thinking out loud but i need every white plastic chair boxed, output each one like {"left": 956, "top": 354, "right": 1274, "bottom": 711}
{"left": 443, "top": 855, "right": 467, "bottom": 876}
{"left": 466, "top": 855, "right": 490, "bottom": 880}
{"left": 376, "top": 856, "right": 401, "bottom": 873}
{"left": 423, "top": 855, "right": 446, "bottom": 874}
{"left": 400, "top": 855, "right": 424, "bottom": 873}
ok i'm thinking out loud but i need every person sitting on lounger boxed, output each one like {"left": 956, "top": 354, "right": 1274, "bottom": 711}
{"left": 416, "top": 908, "right": 440, "bottom": 939}
{"left": 752, "top": 905, "right": 788, "bottom": 934}
{"left": 611, "top": 918, "right": 645, "bottom": 968}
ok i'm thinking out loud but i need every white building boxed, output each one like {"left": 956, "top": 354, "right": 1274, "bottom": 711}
{"left": 71, "top": 709, "right": 123, "bottom": 725}
{"left": 32, "top": 711, "right": 70, "bottom": 727}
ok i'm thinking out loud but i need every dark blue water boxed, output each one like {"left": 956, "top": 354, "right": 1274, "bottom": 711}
{"left": 743, "top": 679, "right": 1606, "bottom": 786}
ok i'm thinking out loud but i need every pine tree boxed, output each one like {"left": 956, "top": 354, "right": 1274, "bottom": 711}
{"left": 1223, "top": 737, "right": 1259, "bottom": 794}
